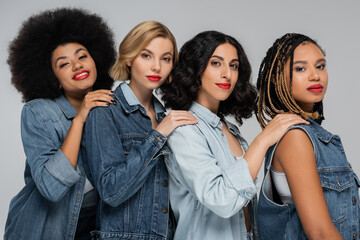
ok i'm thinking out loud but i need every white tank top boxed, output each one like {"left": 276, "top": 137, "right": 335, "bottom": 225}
{"left": 270, "top": 167, "right": 293, "bottom": 204}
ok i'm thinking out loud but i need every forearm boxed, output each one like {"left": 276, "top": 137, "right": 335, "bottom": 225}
{"left": 61, "top": 117, "right": 84, "bottom": 168}
{"left": 243, "top": 135, "right": 269, "bottom": 181}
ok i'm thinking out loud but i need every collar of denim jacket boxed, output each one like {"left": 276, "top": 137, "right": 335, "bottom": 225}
{"left": 189, "top": 101, "right": 221, "bottom": 129}
{"left": 115, "top": 81, "right": 165, "bottom": 116}
{"left": 54, "top": 94, "right": 77, "bottom": 119}
{"left": 306, "top": 118, "right": 334, "bottom": 143}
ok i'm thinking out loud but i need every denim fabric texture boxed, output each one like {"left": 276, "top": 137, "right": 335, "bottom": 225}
{"left": 257, "top": 119, "right": 360, "bottom": 240}
{"left": 165, "top": 102, "right": 258, "bottom": 240}
{"left": 4, "top": 95, "right": 88, "bottom": 240}
{"left": 83, "top": 82, "right": 173, "bottom": 240}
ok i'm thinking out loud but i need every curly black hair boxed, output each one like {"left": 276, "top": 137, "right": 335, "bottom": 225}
{"left": 161, "top": 30, "right": 257, "bottom": 125}
{"left": 8, "top": 8, "right": 116, "bottom": 102}
{"left": 256, "top": 33, "right": 325, "bottom": 128}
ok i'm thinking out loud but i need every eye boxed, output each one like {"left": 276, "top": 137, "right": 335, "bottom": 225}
{"left": 59, "top": 62, "right": 68, "bottom": 68}
{"left": 295, "top": 66, "right": 305, "bottom": 72}
{"left": 230, "top": 63, "right": 239, "bottom": 69}
{"left": 317, "top": 64, "right": 326, "bottom": 70}
{"left": 162, "top": 57, "right": 172, "bottom": 62}
{"left": 211, "top": 61, "right": 221, "bottom": 67}
{"left": 141, "top": 53, "right": 151, "bottom": 59}
{"left": 78, "top": 54, "right": 87, "bottom": 60}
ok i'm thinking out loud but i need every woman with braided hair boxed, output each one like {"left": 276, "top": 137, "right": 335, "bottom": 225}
{"left": 256, "top": 33, "right": 360, "bottom": 240}
{"left": 4, "top": 8, "right": 116, "bottom": 240}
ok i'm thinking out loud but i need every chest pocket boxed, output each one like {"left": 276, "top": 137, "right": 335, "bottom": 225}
{"left": 120, "top": 133, "right": 147, "bottom": 156}
{"left": 319, "top": 169, "right": 352, "bottom": 226}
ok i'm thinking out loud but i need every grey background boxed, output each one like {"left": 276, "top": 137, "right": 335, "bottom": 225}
{"left": 1, "top": 0, "right": 359, "bottom": 235}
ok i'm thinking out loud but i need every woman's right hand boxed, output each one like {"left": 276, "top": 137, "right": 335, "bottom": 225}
{"left": 75, "top": 89, "right": 114, "bottom": 124}
{"left": 155, "top": 110, "right": 198, "bottom": 137}
{"left": 257, "top": 114, "right": 309, "bottom": 148}
{"left": 244, "top": 114, "right": 308, "bottom": 180}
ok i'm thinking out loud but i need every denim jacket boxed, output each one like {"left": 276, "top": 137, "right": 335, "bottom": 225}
{"left": 83, "top": 82, "right": 172, "bottom": 240}
{"left": 257, "top": 119, "right": 360, "bottom": 240}
{"left": 4, "top": 95, "right": 87, "bottom": 240}
{"left": 165, "top": 102, "right": 258, "bottom": 240}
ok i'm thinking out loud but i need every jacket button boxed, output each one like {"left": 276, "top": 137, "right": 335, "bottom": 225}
{"left": 162, "top": 207, "right": 168, "bottom": 213}
{"left": 163, "top": 180, "right": 168, "bottom": 187}
{"left": 353, "top": 198, "right": 357, "bottom": 204}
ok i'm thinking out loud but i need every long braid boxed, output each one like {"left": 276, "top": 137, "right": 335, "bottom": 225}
{"left": 256, "top": 33, "right": 324, "bottom": 129}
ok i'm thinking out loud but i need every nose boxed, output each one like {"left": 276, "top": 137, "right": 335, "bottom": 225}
{"left": 72, "top": 60, "right": 83, "bottom": 71}
{"left": 309, "top": 68, "right": 320, "bottom": 81}
{"left": 221, "top": 66, "right": 231, "bottom": 80}
{"left": 151, "top": 59, "right": 161, "bottom": 73}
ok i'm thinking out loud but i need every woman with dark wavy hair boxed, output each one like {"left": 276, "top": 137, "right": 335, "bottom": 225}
{"left": 161, "top": 30, "right": 308, "bottom": 240}
{"left": 5, "top": 8, "right": 116, "bottom": 240}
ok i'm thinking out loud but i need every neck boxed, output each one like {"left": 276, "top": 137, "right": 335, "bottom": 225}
{"left": 64, "top": 92, "right": 87, "bottom": 112}
{"left": 128, "top": 81, "right": 154, "bottom": 111}
{"left": 195, "top": 94, "right": 220, "bottom": 115}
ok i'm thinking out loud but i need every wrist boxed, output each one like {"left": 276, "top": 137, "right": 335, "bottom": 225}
{"left": 73, "top": 115, "right": 86, "bottom": 125}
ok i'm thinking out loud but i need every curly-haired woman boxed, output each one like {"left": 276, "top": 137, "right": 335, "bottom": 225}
{"left": 4, "top": 8, "right": 116, "bottom": 240}
{"left": 160, "top": 30, "right": 308, "bottom": 240}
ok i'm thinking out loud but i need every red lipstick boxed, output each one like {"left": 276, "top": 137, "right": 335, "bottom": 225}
{"left": 147, "top": 75, "right": 161, "bottom": 82}
{"left": 307, "top": 84, "right": 323, "bottom": 93}
{"left": 215, "top": 83, "right": 231, "bottom": 89}
{"left": 73, "top": 70, "right": 89, "bottom": 80}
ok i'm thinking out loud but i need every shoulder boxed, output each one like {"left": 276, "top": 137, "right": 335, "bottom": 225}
{"left": 22, "top": 98, "right": 62, "bottom": 121}
{"left": 275, "top": 127, "right": 314, "bottom": 163}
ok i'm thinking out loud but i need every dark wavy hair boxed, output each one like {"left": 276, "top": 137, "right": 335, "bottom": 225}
{"left": 256, "top": 33, "right": 325, "bottom": 128}
{"left": 161, "top": 30, "right": 256, "bottom": 125}
{"left": 8, "top": 8, "right": 116, "bottom": 102}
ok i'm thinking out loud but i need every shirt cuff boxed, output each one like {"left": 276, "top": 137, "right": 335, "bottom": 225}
{"left": 149, "top": 129, "right": 167, "bottom": 148}
{"left": 223, "top": 157, "right": 256, "bottom": 199}
{"left": 45, "top": 149, "right": 81, "bottom": 187}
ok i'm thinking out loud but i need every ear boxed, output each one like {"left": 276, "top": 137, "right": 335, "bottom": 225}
{"left": 126, "top": 61, "right": 131, "bottom": 67}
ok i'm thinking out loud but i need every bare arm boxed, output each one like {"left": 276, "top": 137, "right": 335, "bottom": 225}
{"left": 275, "top": 129, "right": 342, "bottom": 240}
{"left": 244, "top": 114, "right": 309, "bottom": 180}
{"left": 61, "top": 89, "right": 114, "bottom": 168}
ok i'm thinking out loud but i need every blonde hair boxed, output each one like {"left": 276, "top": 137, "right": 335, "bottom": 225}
{"left": 110, "top": 21, "right": 178, "bottom": 82}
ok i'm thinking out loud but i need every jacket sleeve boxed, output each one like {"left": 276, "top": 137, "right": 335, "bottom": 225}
{"left": 21, "top": 105, "right": 81, "bottom": 202}
{"left": 166, "top": 125, "right": 256, "bottom": 218}
{"left": 84, "top": 106, "right": 166, "bottom": 207}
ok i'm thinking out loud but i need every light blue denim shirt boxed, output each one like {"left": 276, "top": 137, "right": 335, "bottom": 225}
{"left": 165, "top": 102, "right": 257, "bottom": 240}
{"left": 4, "top": 95, "right": 87, "bottom": 240}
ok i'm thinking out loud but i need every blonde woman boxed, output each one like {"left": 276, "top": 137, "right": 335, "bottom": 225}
{"left": 83, "top": 21, "right": 197, "bottom": 239}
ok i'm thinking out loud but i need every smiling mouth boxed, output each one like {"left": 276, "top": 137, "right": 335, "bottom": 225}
{"left": 147, "top": 75, "right": 161, "bottom": 82}
{"left": 215, "top": 83, "right": 231, "bottom": 89}
{"left": 73, "top": 70, "right": 89, "bottom": 80}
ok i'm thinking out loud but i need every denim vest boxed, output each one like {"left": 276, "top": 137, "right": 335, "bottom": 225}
{"left": 257, "top": 119, "right": 360, "bottom": 240}
{"left": 4, "top": 95, "right": 87, "bottom": 240}
{"left": 83, "top": 82, "right": 172, "bottom": 240}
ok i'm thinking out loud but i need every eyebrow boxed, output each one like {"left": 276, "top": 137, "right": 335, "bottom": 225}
{"left": 293, "top": 58, "right": 326, "bottom": 65}
{"left": 142, "top": 48, "right": 173, "bottom": 56}
{"left": 211, "top": 55, "right": 239, "bottom": 62}
{"left": 54, "top": 48, "right": 87, "bottom": 66}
